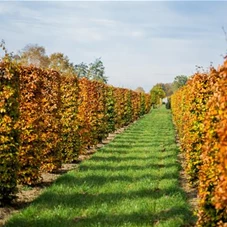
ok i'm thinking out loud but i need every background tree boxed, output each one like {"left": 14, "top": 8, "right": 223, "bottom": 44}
{"left": 156, "top": 83, "right": 173, "bottom": 97}
{"left": 48, "top": 52, "right": 76, "bottom": 76}
{"left": 1, "top": 40, "right": 21, "bottom": 62}
{"left": 172, "top": 75, "right": 188, "bottom": 92}
{"left": 75, "top": 62, "right": 89, "bottom": 78}
{"left": 222, "top": 26, "right": 227, "bottom": 59}
{"left": 150, "top": 84, "right": 166, "bottom": 106}
{"left": 12, "top": 43, "right": 108, "bottom": 81}
{"left": 88, "top": 58, "right": 107, "bottom": 83}
{"left": 17, "top": 44, "right": 49, "bottom": 68}
{"left": 135, "top": 87, "right": 145, "bottom": 93}
{"left": 0, "top": 40, "right": 7, "bottom": 59}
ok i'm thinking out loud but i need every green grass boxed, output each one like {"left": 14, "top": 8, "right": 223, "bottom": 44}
{"left": 5, "top": 106, "right": 195, "bottom": 227}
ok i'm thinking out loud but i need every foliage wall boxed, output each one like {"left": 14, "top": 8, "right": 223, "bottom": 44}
{"left": 0, "top": 61, "right": 152, "bottom": 204}
{"left": 0, "top": 61, "right": 19, "bottom": 204}
{"left": 171, "top": 60, "right": 227, "bottom": 226}
{"left": 18, "top": 66, "right": 61, "bottom": 185}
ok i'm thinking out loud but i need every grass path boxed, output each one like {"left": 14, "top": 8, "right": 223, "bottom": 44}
{"left": 5, "top": 107, "right": 195, "bottom": 227}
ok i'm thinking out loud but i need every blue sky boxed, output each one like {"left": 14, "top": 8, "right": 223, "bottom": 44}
{"left": 0, "top": 1, "right": 227, "bottom": 92}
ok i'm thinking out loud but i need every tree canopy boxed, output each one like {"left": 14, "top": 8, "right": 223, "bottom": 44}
{"left": 150, "top": 84, "right": 166, "bottom": 105}
{"left": 18, "top": 44, "right": 50, "bottom": 68}
{"left": 135, "top": 87, "right": 145, "bottom": 93}
{"left": 75, "top": 62, "right": 88, "bottom": 78}
{"left": 172, "top": 75, "right": 188, "bottom": 92}
{"left": 75, "top": 58, "right": 107, "bottom": 83}
{"left": 13, "top": 44, "right": 108, "bottom": 83}
{"left": 48, "top": 52, "right": 76, "bottom": 76}
{"left": 156, "top": 83, "right": 173, "bottom": 97}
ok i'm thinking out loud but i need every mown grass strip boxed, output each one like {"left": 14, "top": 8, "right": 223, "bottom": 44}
{"left": 5, "top": 106, "right": 195, "bottom": 227}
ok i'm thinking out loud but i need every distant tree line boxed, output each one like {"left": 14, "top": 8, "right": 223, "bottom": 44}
{"left": 12, "top": 44, "right": 107, "bottom": 83}
{"left": 141, "top": 75, "right": 188, "bottom": 107}
{"left": 1, "top": 41, "right": 188, "bottom": 98}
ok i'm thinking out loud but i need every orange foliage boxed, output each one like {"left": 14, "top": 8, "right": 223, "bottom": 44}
{"left": 171, "top": 60, "right": 227, "bottom": 226}
{"left": 60, "top": 76, "right": 80, "bottom": 162}
{"left": 0, "top": 61, "right": 19, "bottom": 204}
{"left": 1, "top": 60, "right": 152, "bottom": 201}
{"left": 77, "top": 78, "right": 107, "bottom": 150}
{"left": 18, "top": 66, "right": 61, "bottom": 184}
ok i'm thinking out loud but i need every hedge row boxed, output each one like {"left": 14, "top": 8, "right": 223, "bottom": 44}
{"left": 171, "top": 60, "right": 227, "bottom": 226}
{"left": 18, "top": 67, "right": 61, "bottom": 185}
{"left": 60, "top": 76, "right": 80, "bottom": 163}
{"left": 0, "top": 61, "right": 151, "bottom": 204}
{"left": 0, "top": 61, "right": 19, "bottom": 203}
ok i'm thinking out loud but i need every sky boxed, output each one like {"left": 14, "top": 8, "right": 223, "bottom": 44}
{"left": 0, "top": 1, "right": 227, "bottom": 92}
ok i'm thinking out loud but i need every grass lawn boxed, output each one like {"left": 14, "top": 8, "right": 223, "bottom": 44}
{"left": 5, "top": 106, "right": 195, "bottom": 227}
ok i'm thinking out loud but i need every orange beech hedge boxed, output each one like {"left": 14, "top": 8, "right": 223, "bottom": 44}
{"left": 172, "top": 72, "right": 211, "bottom": 185}
{"left": 171, "top": 60, "right": 227, "bottom": 226}
{"left": 18, "top": 66, "right": 61, "bottom": 185}
{"left": 0, "top": 61, "right": 151, "bottom": 203}
{"left": 145, "top": 93, "right": 152, "bottom": 114}
{"left": 77, "top": 79, "right": 151, "bottom": 153}
{"left": 0, "top": 61, "right": 19, "bottom": 204}
{"left": 60, "top": 76, "right": 80, "bottom": 163}
{"left": 105, "top": 86, "right": 116, "bottom": 133}
{"left": 78, "top": 78, "right": 108, "bottom": 150}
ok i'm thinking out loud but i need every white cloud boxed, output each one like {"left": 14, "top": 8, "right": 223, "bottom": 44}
{"left": 90, "top": 18, "right": 117, "bottom": 27}
{"left": 0, "top": 1, "right": 227, "bottom": 92}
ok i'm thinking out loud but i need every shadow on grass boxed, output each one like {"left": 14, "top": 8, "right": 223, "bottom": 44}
{"left": 28, "top": 165, "right": 184, "bottom": 207}
{"left": 5, "top": 207, "right": 194, "bottom": 227}
{"left": 6, "top": 187, "right": 193, "bottom": 227}
{"left": 79, "top": 163, "right": 179, "bottom": 173}
{"left": 91, "top": 152, "right": 177, "bottom": 162}
{"left": 105, "top": 142, "right": 177, "bottom": 149}
{"left": 52, "top": 171, "right": 179, "bottom": 189}
{"left": 5, "top": 165, "right": 194, "bottom": 226}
